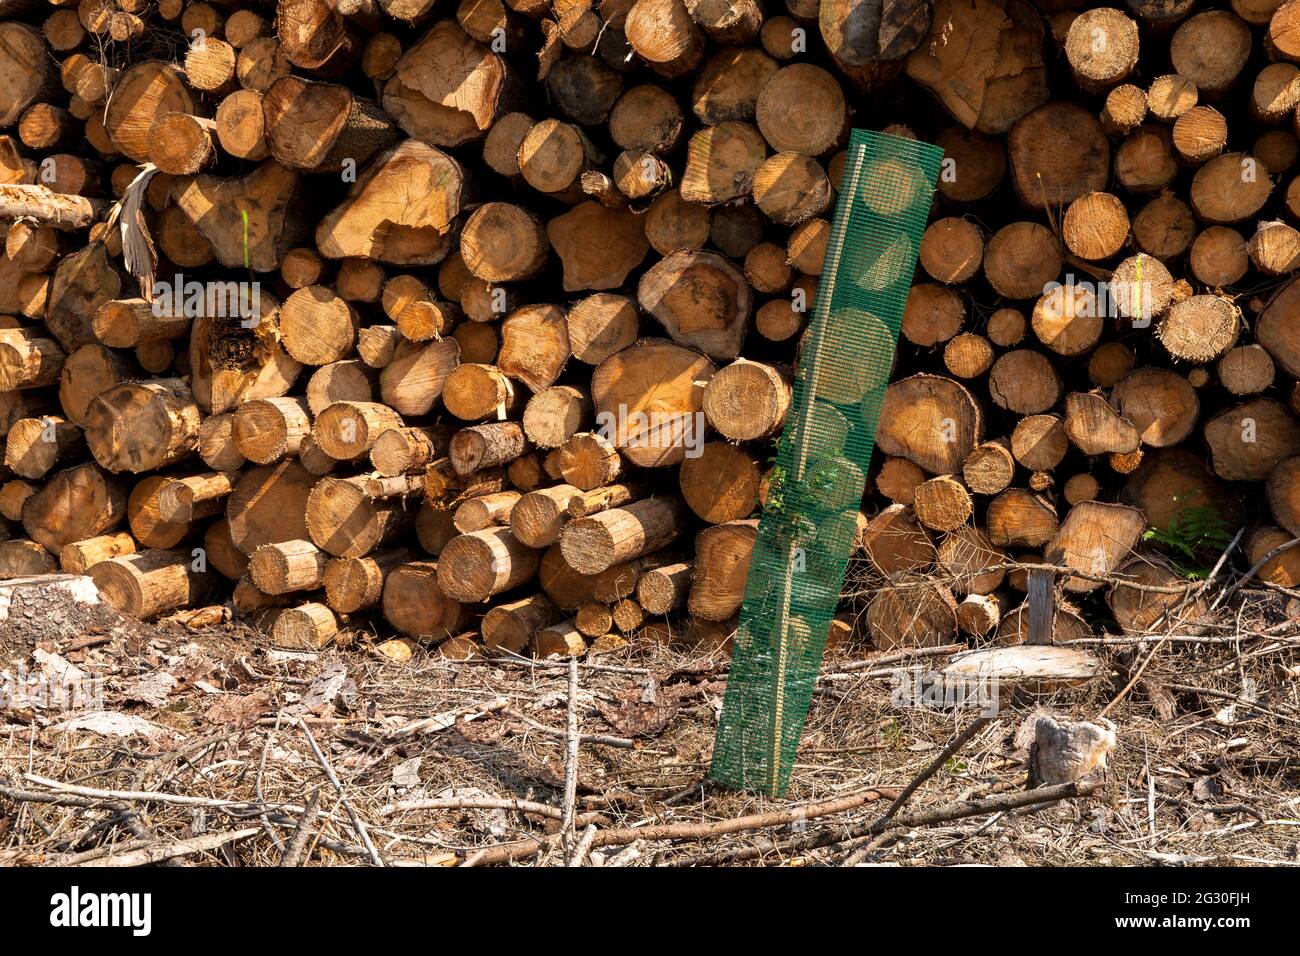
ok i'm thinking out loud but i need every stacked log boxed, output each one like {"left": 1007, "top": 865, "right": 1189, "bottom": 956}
{"left": 1, "top": 0, "right": 1291, "bottom": 658}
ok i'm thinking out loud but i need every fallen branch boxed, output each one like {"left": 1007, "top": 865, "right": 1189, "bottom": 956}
{"left": 382, "top": 795, "right": 602, "bottom": 822}
{"left": 298, "top": 718, "right": 384, "bottom": 867}
{"left": 560, "top": 657, "right": 581, "bottom": 858}
{"left": 0, "top": 184, "right": 106, "bottom": 229}
{"left": 503, "top": 709, "right": 643, "bottom": 749}
{"left": 461, "top": 785, "right": 901, "bottom": 866}
{"left": 880, "top": 716, "right": 995, "bottom": 824}
{"left": 668, "top": 780, "right": 1102, "bottom": 866}
{"left": 279, "top": 789, "right": 321, "bottom": 867}
{"left": 386, "top": 697, "right": 509, "bottom": 740}
{"left": 64, "top": 827, "right": 261, "bottom": 867}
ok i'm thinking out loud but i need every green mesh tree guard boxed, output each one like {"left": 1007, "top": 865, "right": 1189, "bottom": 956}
{"left": 709, "top": 130, "right": 943, "bottom": 796}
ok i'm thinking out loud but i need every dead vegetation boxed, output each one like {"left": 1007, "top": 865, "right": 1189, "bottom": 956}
{"left": 1, "top": 560, "right": 1297, "bottom": 867}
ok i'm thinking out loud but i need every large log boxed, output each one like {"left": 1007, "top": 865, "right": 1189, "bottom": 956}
{"left": 316, "top": 141, "right": 465, "bottom": 264}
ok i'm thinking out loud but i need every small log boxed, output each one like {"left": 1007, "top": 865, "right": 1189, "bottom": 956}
{"left": 450, "top": 422, "right": 527, "bottom": 475}
{"left": 560, "top": 497, "right": 686, "bottom": 574}
{"left": 442, "top": 363, "right": 518, "bottom": 422}
{"left": 565, "top": 293, "right": 639, "bottom": 365}
{"left": 575, "top": 602, "right": 613, "bottom": 637}
{"left": 625, "top": 0, "right": 704, "bottom": 77}
{"left": 315, "top": 141, "right": 464, "bottom": 264}
{"left": 983, "top": 223, "right": 1061, "bottom": 300}
{"left": 90, "top": 547, "right": 214, "bottom": 619}
{"left": 591, "top": 338, "right": 715, "bottom": 468}
{"left": 203, "top": 519, "right": 250, "bottom": 580}
{"left": 1218, "top": 344, "right": 1276, "bottom": 396}
{"left": 645, "top": 188, "right": 712, "bottom": 255}
{"left": 636, "top": 559, "right": 692, "bottom": 614}
{"left": 306, "top": 474, "right": 407, "bottom": 558}
{"left": 0, "top": 539, "right": 57, "bottom": 578}
{"left": 555, "top": 432, "right": 622, "bottom": 490}
{"left": 1046, "top": 501, "right": 1147, "bottom": 592}
{"left": 381, "top": 560, "right": 464, "bottom": 640}
{"left": 1107, "top": 555, "right": 1206, "bottom": 633}
{"left": 679, "top": 442, "right": 760, "bottom": 524}
{"left": 987, "top": 488, "right": 1059, "bottom": 547}
{"left": 278, "top": 286, "right": 358, "bottom": 367}
{"left": 249, "top": 539, "right": 329, "bottom": 595}
{"left": 1063, "top": 392, "right": 1140, "bottom": 456}
{"left": 155, "top": 471, "right": 236, "bottom": 523}
{"left": 911, "top": 475, "right": 973, "bottom": 533}
{"left": 867, "top": 578, "right": 957, "bottom": 650}
{"left": 58, "top": 531, "right": 136, "bottom": 575}
{"left": 937, "top": 525, "right": 1006, "bottom": 595}
{"left": 1190, "top": 152, "right": 1272, "bottom": 224}
{"left": 227, "top": 460, "right": 317, "bottom": 556}
{"left": 312, "top": 400, "right": 403, "bottom": 461}
{"left": 277, "top": 0, "right": 361, "bottom": 73}
{"left": 1204, "top": 398, "right": 1300, "bottom": 481}
{"left": 270, "top": 602, "right": 341, "bottom": 649}
{"left": 305, "top": 360, "right": 375, "bottom": 416}
{"left": 510, "top": 484, "right": 585, "bottom": 548}
{"left": 263, "top": 75, "right": 398, "bottom": 172}
{"left": 436, "top": 527, "right": 540, "bottom": 601}
{"left": 1170, "top": 10, "right": 1250, "bottom": 95}
{"left": 0, "top": 330, "right": 65, "bottom": 391}
{"left": 988, "top": 350, "right": 1063, "bottom": 415}
{"left": 0, "top": 184, "right": 104, "bottom": 229}
{"left": 379, "top": 338, "right": 460, "bottom": 417}
{"left": 498, "top": 304, "right": 570, "bottom": 391}
{"left": 197, "top": 414, "right": 246, "bottom": 472}
{"left": 877, "top": 374, "right": 983, "bottom": 474}
{"left": 453, "top": 490, "right": 520, "bottom": 532}
{"left": 1111, "top": 367, "right": 1199, "bottom": 447}
{"left": 679, "top": 121, "right": 767, "bottom": 204}
{"left": 1065, "top": 8, "right": 1139, "bottom": 93}
{"left": 482, "top": 592, "right": 559, "bottom": 653}
{"left": 232, "top": 396, "right": 312, "bottom": 464}
{"left": 903, "top": 284, "right": 965, "bottom": 347}
{"left": 322, "top": 547, "right": 413, "bottom": 613}
{"left": 756, "top": 63, "right": 846, "bottom": 155}
{"left": 1010, "top": 415, "right": 1067, "bottom": 472}
{"left": 0, "top": 480, "right": 35, "bottom": 522}
{"left": 357, "top": 325, "right": 401, "bottom": 368}
{"left": 370, "top": 426, "right": 450, "bottom": 477}
{"left": 172, "top": 161, "right": 304, "bottom": 272}
{"left": 611, "top": 598, "right": 643, "bottom": 633}
{"left": 877, "top": 457, "right": 925, "bottom": 504}
{"left": 962, "top": 441, "right": 1016, "bottom": 496}
{"left": 83, "top": 379, "right": 200, "bottom": 474}
{"left": 533, "top": 619, "right": 587, "bottom": 658}
{"left": 20, "top": 463, "right": 125, "bottom": 556}
{"left": 92, "top": 299, "right": 189, "bottom": 349}
{"left": 685, "top": 519, "right": 756, "bottom": 621}
{"left": 956, "top": 592, "right": 1007, "bottom": 637}
{"left": 522, "top": 385, "right": 592, "bottom": 450}
{"left": 460, "top": 202, "right": 547, "bottom": 282}
{"left": 1157, "top": 295, "right": 1240, "bottom": 363}
{"left": 702, "top": 358, "right": 791, "bottom": 441}
{"left": 548, "top": 202, "right": 650, "bottom": 292}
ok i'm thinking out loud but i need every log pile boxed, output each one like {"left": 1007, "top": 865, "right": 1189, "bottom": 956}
{"left": 2, "top": 0, "right": 1299, "bottom": 660}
